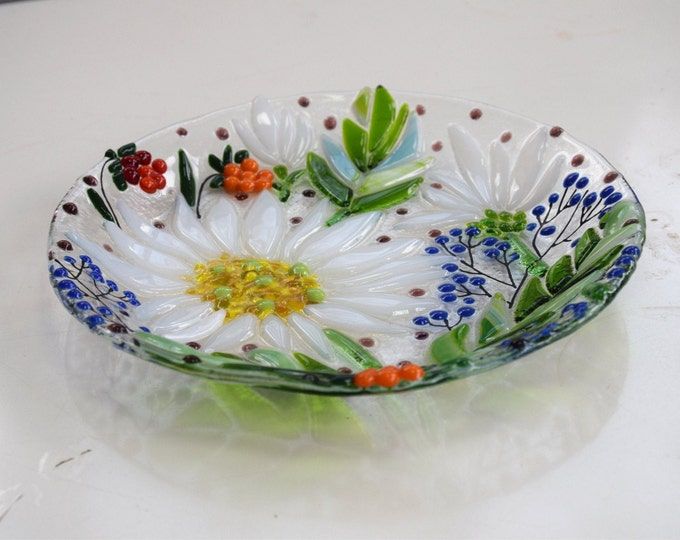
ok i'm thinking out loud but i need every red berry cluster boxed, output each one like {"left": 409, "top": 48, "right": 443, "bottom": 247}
{"left": 120, "top": 150, "right": 168, "bottom": 194}
{"left": 353, "top": 361, "right": 425, "bottom": 389}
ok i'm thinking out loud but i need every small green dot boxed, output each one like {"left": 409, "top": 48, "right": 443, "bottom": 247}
{"left": 306, "top": 288, "right": 325, "bottom": 303}
{"left": 211, "top": 265, "right": 226, "bottom": 274}
{"left": 289, "top": 263, "right": 310, "bottom": 277}
{"left": 484, "top": 209, "right": 498, "bottom": 219}
{"left": 242, "top": 259, "right": 263, "bottom": 271}
{"left": 257, "top": 299, "right": 275, "bottom": 312}
{"left": 499, "top": 211, "right": 513, "bottom": 222}
{"left": 214, "top": 286, "right": 232, "bottom": 300}
{"left": 255, "top": 275, "right": 274, "bottom": 287}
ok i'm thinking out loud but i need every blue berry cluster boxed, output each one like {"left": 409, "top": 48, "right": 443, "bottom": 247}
{"left": 606, "top": 245, "right": 641, "bottom": 280}
{"left": 50, "top": 254, "right": 141, "bottom": 330}
{"left": 526, "top": 173, "right": 624, "bottom": 238}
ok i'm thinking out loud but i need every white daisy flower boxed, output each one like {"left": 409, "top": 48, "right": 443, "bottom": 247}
{"left": 66, "top": 191, "right": 442, "bottom": 368}
{"left": 232, "top": 96, "right": 315, "bottom": 169}
{"left": 397, "top": 125, "right": 568, "bottom": 230}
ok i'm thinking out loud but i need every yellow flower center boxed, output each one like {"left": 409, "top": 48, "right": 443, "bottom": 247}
{"left": 186, "top": 254, "right": 324, "bottom": 322}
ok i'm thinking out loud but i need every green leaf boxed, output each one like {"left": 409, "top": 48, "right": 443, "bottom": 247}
{"left": 208, "top": 154, "right": 223, "bottom": 172}
{"left": 325, "top": 209, "right": 351, "bottom": 226}
{"left": 352, "top": 86, "right": 372, "bottom": 124}
{"left": 178, "top": 149, "right": 196, "bottom": 206}
{"left": 369, "top": 103, "right": 409, "bottom": 168}
{"left": 116, "top": 143, "right": 136, "bottom": 157}
{"left": 273, "top": 165, "right": 288, "bottom": 180}
{"left": 574, "top": 228, "right": 600, "bottom": 269}
{"left": 293, "top": 352, "right": 336, "bottom": 373}
{"left": 234, "top": 149, "right": 249, "bottom": 163}
{"left": 107, "top": 160, "right": 122, "bottom": 174}
{"left": 368, "top": 85, "right": 396, "bottom": 152}
{"left": 342, "top": 118, "right": 369, "bottom": 171}
{"left": 430, "top": 324, "right": 470, "bottom": 364}
{"left": 324, "top": 329, "right": 382, "bottom": 370}
{"left": 208, "top": 173, "right": 224, "bottom": 188}
{"left": 287, "top": 169, "right": 305, "bottom": 185}
{"left": 545, "top": 254, "right": 574, "bottom": 294}
{"left": 358, "top": 157, "right": 433, "bottom": 196}
{"left": 349, "top": 176, "right": 422, "bottom": 215}
{"left": 104, "top": 149, "right": 117, "bottom": 160}
{"left": 306, "top": 152, "right": 352, "bottom": 207}
{"left": 506, "top": 232, "right": 548, "bottom": 276}
{"left": 514, "top": 276, "right": 552, "bottom": 322}
{"left": 478, "top": 293, "right": 513, "bottom": 345}
{"left": 86, "top": 188, "right": 114, "bottom": 222}
{"left": 246, "top": 348, "right": 298, "bottom": 370}
{"left": 599, "top": 200, "right": 644, "bottom": 237}
{"left": 222, "top": 144, "right": 232, "bottom": 165}
{"left": 111, "top": 171, "right": 127, "bottom": 191}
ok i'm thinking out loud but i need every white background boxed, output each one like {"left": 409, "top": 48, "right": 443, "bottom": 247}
{"left": 1, "top": 0, "right": 679, "bottom": 538}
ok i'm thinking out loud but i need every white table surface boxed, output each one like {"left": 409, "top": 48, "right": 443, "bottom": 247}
{"left": 1, "top": 0, "right": 679, "bottom": 538}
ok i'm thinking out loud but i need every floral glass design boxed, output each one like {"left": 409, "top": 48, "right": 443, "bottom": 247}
{"left": 48, "top": 87, "right": 645, "bottom": 394}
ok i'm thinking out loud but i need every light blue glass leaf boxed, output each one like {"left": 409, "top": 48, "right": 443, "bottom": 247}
{"left": 373, "top": 113, "right": 421, "bottom": 172}
{"left": 321, "top": 135, "right": 361, "bottom": 184}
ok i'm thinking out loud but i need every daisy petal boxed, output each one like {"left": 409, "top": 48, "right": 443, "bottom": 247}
{"left": 349, "top": 269, "right": 446, "bottom": 293}
{"left": 260, "top": 315, "right": 292, "bottom": 350}
{"left": 315, "top": 238, "right": 423, "bottom": 275}
{"left": 104, "top": 221, "right": 190, "bottom": 278}
{"left": 133, "top": 294, "right": 202, "bottom": 323}
{"left": 204, "top": 197, "right": 241, "bottom": 255}
{"left": 509, "top": 126, "right": 548, "bottom": 205}
{"left": 66, "top": 231, "right": 187, "bottom": 295}
{"left": 304, "top": 303, "right": 405, "bottom": 334}
{"left": 330, "top": 294, "right": 437, "bottom": 318}
{"left": 233, "top": 118, "right": 278, "bottom": 164}
{"left": 202, "top": 314, "right": 258, "bottom": 353}
{"left": 297, "top": 212, "right": 381, "bottom": 265}
{"left": 281, "top": 198, "right": 333, "bottom": 261}
{"left": 152, "top": 303, "right": 214, "bottom": 333}
{"left": 421, "top": 187, "right": 483, "bottom": 218}
{"left": 447, "top": 124, "right": 491, "bottom": 205}
{"left": 161, "top": 310, "right": 226, "bottom": 342}
{"left": 251, "top": 95, "right": 278, "bottom": 154}
{"left": 172, "top": 197, "right": 221, "bottom": 258}
{"left": 242, "top": 190, "right": 285, "bottom": 258}
{"left": 288, "top": 313, "right": 338, "bottom": 364}
{"left": 326, "top": 256, "right": 448, "bottom": 288}
{"left": 117, "top": 201, "right": 199, "bottom": 262}
{"left": 515, "top": 153, "right": 567, "bottom": 210}
{"left": 288, "top": 113, "right": 314, "bottom": 168}
{"left": 488, "top": 140, "right": 511, "bottom": 209}
{"left": 393, "top": 211, "right": 468, "bottom": 231}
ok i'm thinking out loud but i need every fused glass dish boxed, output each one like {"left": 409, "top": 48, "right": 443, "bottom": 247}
{"left": 48, "top": 87, "right": 645, "bottom": 395}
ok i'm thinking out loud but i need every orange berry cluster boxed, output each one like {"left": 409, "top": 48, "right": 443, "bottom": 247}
{"left": 223, "top": 158, "right": 274, "bottom": 195}
{"left": 353, "top": 362, "right": 425, "bottom": 389}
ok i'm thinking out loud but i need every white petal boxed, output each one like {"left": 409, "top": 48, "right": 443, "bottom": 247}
{"left": 348, "top": 269, "right": 446, "bottom": 293}
{"left": 232, "top": 118, "right": 278, "bottom": 164}
{"left": 202, "top": 314, "right": 258, "bottom": 353}
{"left": 278, "top": 108, "right": 298, "bottom": 166}
{"left": 447, "top": 124, "right": 492, "bottom": 205}
{"left": 330, "top": 294, "right": 437, "bottom": 318}
{"left": 152, "top": 303, "right": 214, "bottom": 333}
{"left": 287, "top": 113, "right": 314, "bottom": 168}
{"left": 104, "top": 221, "right": 190, "bottom": 278}
{"left": 515, "top": 153, "right": 567, "bottom": 210}
{"left": 288, "top": 313, "right": 337, "bottom": 363}
{"left": 66, "top": 231, "right": 187, "bottom": 295}
{"left": 324, "top": 256, "right": 448, "bottom": 288}
{"left": 242, "top": 190, "right": 285, "bottom": 258}
{"left": 394, "top": 211, "right": 469, "bottom": 231}
{"left": 315, "top": 238, "right": 423, "bottom": 275}
{"left": 281, "top": 198, "right": 333, "bottom": 261}
{"left": 297, "top": 212, "right": 381, "bottom": 265}
{"left": 133, "top": 294, "right": 201, "bottom": 322}
{"left": 304, "top": 304, "right": 405, "bottom": 334}
{"left": 260, "top": 315, "right": 292, "bottom": 350}
{"left": 117, "top": 201, "right": 199, "bottom": 262}
{"left": 204, "top": 197, "right": 241, "bottom": 255}
{"left": 161, "top": 310, "right": 226, "bottom": 342}
{"left": 509, "top": 126, "right": 549, "bottom": 206}
{"left": 251, "top": 96, "right": 278, "bottom": 154}
{"left": 421, "top": 187, "right": 483, "bottom": 218}
{"left": 173, "top": 197, "right": 221, "bottom": 258}
{"left": 426, "top": 166, "right": 485, "bottom": 208}
{"left": 488, "top": 141, "right": 511, "bottom": 209}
